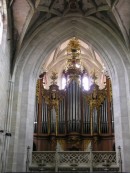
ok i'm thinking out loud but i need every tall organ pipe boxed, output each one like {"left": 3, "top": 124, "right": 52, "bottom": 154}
{"left": 58, "top": 99, "right": 65, "bottom": 134}
{"left": 67, "top": 80, "right": 81, "bottom": 133}
{"left": 41, "top": 98, "right": 48, "bottom": 134}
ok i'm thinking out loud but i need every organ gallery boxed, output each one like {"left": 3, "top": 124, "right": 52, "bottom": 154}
{"left": 33, "top": 38, "right": 114, "bottom": 152}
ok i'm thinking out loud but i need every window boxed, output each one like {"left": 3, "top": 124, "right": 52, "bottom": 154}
{"left": 83, "top": 76, "right": 89, "bottom": 91}
{"left": 62, "top": 77, "right": 66, "bottom": 89}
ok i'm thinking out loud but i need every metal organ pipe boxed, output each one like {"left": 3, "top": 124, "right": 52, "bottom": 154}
{"left": 75, "top": 82, "right": 78, "bottom": 131}
{"left": 67, "top": 80, "right": 81, "bottom": 133}
{"left": 83, "top": 97, "right": 91, "bottom": 134}
{"left": 93, "top": 107, "right": 98, "bottom": 133}
{"left": 104, "top": 98, "right": 108, "bottom": 133}
{"left": 101, "top": 103, "right": 103, "bottom": 133}
{"left": 111, "top": 99, "right": 114, "bottom": 133}
{"left": 63, "top": 98, "right": 65, "bottom": 133}
{"left": 58, "top": 98, "right": 65, "bottom": 134}
{"left": 83, "top": 97, "right": 86, "bottom": 133}
{"left": 106, "top": 98, "right": 108, "bottom": 133}
{"left": 102, "top": 100, "right": 105, "bottom": 133}
{"left": 70, "top": 83, "right": 72, "bottom": 122}
{"left": 100, "top": 98, "right": 109, "bottom": 133}
{"left": 41, "top": 98, "right": 48, "bottom": 134}
{"left": 72, "top": 80, "right": 75, "bottom": 131}
{"left": 42, "top": 98, "right": 45, "bottom": 133}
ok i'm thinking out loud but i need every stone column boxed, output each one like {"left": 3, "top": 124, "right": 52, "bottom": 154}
{"left": 112, "top": 74, "right": 130, "bottom": 172}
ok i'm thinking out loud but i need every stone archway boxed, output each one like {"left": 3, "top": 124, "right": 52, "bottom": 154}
{"left": 7, "top": 16, "right": 130, "bottom": 172}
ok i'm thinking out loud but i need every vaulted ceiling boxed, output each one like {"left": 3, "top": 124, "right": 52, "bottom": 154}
{"left": 9, "top": 0, "right": 130, "bottom": 86}
{"left": 11, "top": 0, "right": 130, "bottom": 52}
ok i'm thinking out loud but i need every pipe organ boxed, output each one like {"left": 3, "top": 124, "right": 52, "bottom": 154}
{"left": 34, "top": 38, "right": 114, "bottom": 151}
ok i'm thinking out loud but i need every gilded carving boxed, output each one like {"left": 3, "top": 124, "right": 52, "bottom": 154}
{"left": 36, "top": 80, "right": 40, "bottom": 103}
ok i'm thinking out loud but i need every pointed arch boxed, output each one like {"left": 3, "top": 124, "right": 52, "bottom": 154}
{"left": 8, "top": 16, "right": 130, "bottom": 172}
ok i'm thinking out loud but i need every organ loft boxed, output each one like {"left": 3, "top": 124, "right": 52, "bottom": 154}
{"left": 33, "top": 38, "right": 115, "bottom": 152}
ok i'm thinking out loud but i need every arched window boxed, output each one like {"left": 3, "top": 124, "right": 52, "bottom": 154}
{"left": 62, "top": 77, "right": 66, "bottom": 89}
{"left": 82, "top": 75, "right": 89, "bottom": 91}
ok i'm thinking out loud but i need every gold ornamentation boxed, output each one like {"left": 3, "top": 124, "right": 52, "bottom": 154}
{"left": 109, "top": 81, "right": 112, "bottom": 102}
{"left": 86, "top": 84, "right": 106, "bottom": 109}
{"left": 64, "top": 37, "right": 83, "bottom": 85}
{"left": 85, "top": 81, "right": 107, "bottom": 135}
{"left": 67, "top": 135, "right": 82, "bottom": 150}
{"left": 89, "top": 70, "right": 107, "bottom": 108}
{"left": 36, "top": 80, "right": 40, "bottom": 103}
{"left": 91, "top": 69, "right": 98, "bottom": 84}
{"left": 83, "top": 140, "right": 91, "bottom": 151}
{"left": 50, "top": 71, "right": 58, "bottom": 85}
{"left": 67, "top": 37, "right": 81, "bottom": 57}
{"left": 42, "top": 72, "right": 65, "bottom": 136}
{"left": 57, "top": 139, "right": 66, "bottom": 150}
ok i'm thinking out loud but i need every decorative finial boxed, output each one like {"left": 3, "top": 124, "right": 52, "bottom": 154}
{"left": 50, "top": 71, "right": 58, "bottom": 85}
{"left": 67, "top": 37, "right": 81, "bottom": 57}
{"left": 91, "top": 70, "right": 97, "bottom": 84}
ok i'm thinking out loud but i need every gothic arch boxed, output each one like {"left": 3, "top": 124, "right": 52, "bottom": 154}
{"left": 8, "top": 16, "right": 130, "bottom": 172}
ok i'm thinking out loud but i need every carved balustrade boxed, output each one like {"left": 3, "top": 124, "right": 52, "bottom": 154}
{"left": 29, "top": 151, "right": 119, "bottom": 172}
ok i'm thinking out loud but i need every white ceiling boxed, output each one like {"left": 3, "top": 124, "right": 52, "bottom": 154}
{"left": 41, "top": 38, "right": 107, "bottom": 89}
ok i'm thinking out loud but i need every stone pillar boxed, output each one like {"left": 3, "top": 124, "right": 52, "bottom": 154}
{"left": 112, "top": 75, "right": 130, "bottom": 172}
{"left": 7, "top": 74, "right": 36, "bottom": 172}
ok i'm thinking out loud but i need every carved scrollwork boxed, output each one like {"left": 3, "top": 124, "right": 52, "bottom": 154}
{"left": 86, "top": 83, "right": 107, "bottom": 110}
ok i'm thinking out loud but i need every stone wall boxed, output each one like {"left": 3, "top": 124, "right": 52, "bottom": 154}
{"left": 0, "top": 30, "right": 11, "bottom": 172}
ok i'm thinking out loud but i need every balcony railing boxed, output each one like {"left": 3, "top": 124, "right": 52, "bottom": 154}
{"left": 28, "top": 147, "right": 122, "bottom": 172}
